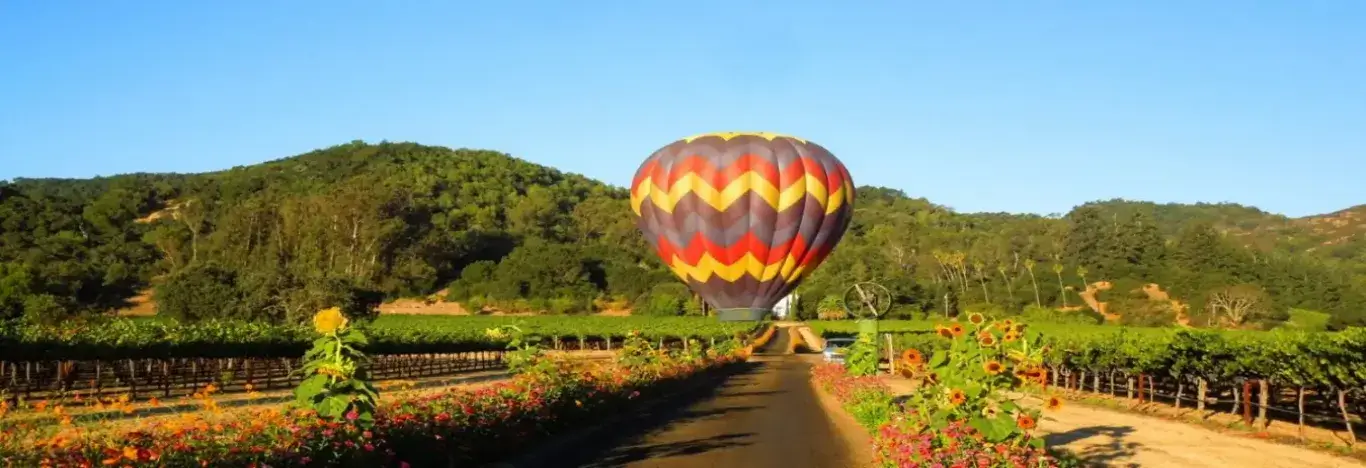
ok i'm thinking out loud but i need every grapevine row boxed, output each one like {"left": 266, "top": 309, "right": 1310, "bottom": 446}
{"left": 0, "top": 315, "right": 765, "bottom": 361}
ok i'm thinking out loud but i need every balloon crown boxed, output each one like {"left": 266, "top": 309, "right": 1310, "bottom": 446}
{"left": 680, "top": 131, "right": 808, "bottom": 144}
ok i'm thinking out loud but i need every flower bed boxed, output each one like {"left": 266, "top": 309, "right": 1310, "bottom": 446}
{"left": 812, "top": 314, "right": 1080, "bottom": 468}
{"left": 3, "top": 348, "right": 743, "bottom": 467}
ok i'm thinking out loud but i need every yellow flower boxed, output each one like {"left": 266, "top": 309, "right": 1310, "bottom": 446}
{"left": 968, "top": 313, "right": 985, "bottom": 325}
{"left": 983, "top": 360, "right": 1004, "bottom": 375}
{"left": 947, "top": 389, "right": 967, "bottom": 406}
{"left": 313, "top": 307, "right": 348, "bottom": 334}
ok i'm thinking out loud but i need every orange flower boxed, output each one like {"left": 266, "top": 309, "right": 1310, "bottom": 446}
{"left": 997, "top": 319, "right": 1015, "bottom": 330}
{"left": 123, "top": 446, "right": 139, "bottom": 461}
{"left": 950, "top": 323, "right": 965, "bottom": 337}
{"left": 936, "top": 326, "right": 954, "bottom": 339}
{"left": 948, "top": 389, "right": 967, "bottom": 406}
{"left": 968, "top": 313, "right": 985, "bottom": 325}
{"left": 984, "top": 360, "right": 1004, "bottom": 375}
{"left": 978, "top": 333, "right": 998, "bottom": 347}
{"left": 1046, "top": 396, "right": 1064, "bottom": 411}
{"left": 1017, "top": 414, "right": 1037, "bottom": 430}
{"left": 1003, "top": 331, "right": 1019, "bottom": 343}
{"left": 901, "top": 348, "right": 924, "bottom": 366}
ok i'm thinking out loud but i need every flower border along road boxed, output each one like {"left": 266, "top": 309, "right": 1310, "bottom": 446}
{"left": 4, "top": 342, "right": 753, "bottom": 467}
{"left": 808, "top": 315, "right": 1080, "bottom": 468}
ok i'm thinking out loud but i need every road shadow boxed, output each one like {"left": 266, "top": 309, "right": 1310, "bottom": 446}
{"left": 584, "top": 432, "right": 756, "bottom": 467}
{"left": 1044, "top": 425, "right": 1140, "bottom": 468}
{"left": 555, "top": 363, "right": 766, "bottom": 467}
{"left": 720, "top": 390, "right": 785, "bottom": 398}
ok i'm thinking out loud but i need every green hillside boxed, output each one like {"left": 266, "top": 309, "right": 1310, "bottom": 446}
{"left": 2, "top": 141, "right": 1363, "bottom": 328}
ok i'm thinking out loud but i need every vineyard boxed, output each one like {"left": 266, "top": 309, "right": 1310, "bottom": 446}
{"left": 809, "top": 319, "right": 1366, "bottom": 442}
{"left": 0, "top": 316, "right": 764, "bottom": 403}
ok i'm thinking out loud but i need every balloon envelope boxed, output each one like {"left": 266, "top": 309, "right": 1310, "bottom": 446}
{"left": 630, "top": 132, "right": 856, "bottom": 321}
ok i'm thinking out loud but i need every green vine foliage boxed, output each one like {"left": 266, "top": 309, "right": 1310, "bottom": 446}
{"left": 485, "top": 323, "right": 546, "bottom": 375}
{"left": 293, "top": 308, "right": 381, "bottom": 427}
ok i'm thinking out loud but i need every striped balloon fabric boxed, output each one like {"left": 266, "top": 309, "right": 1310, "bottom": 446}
{"left": 630, "top": 132, "right": 856, "bottom": 321}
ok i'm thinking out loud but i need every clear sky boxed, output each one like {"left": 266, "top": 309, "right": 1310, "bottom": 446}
{"left": 2, "top": 1, "right": 1363, "bottom": 217}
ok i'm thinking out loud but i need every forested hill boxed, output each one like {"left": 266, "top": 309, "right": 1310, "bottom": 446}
{"left": 1, "top": 141, "right": 1364, "bottom": 328}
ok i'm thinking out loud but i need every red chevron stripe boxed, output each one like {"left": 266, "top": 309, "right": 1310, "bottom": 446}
{"left": 642, "top": 155, "right": 842, "bottom": 193}
{"left": 650, "top": 158, "right": 673, "bottom": 191}
{"left": 655, "top": 231, "right": 812, "bottom": 266}
{"left": 664, "top": 154, "right": 781, "bottom": 189}
{"left": 827, "top": 162, "right": 849, "bottom": 197}
{"left": 653, "top": 231, "right": 839, "bottom": 279}
{"left": 780, "top": 160, "right": 807, "bottom": 186}
{"left": 632, "top": 159, "right": 659, "bottom": 189}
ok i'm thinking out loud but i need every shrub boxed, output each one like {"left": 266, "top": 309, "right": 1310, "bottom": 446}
{"left": 155, "top": 264, "right": 245, "bottom": 322}
{"left": 637, "top": 293, "right": 684, "bottom": 316}
{"left": 817, "top": 295, "right": 848, "bottom": 320}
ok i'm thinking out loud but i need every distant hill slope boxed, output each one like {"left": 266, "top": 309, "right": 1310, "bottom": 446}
{"left": 2, "top": 141, "right": 1363, "bottom": 327}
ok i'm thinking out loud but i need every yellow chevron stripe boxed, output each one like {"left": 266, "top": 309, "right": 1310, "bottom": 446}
{"left": 777, "top": 174, "right": 828, "bottom": 211}
{"left": 632, "top": 172, "right": 847, "bottom": 214}
{"left": 630, "top": 178, "right": 651, "bottom": 216}
{"left": 826, "top": 182, "right": 847, "bottom": 214}
{"left": 680, "top": 131, "right": 808, "bottom": 145}
{"left": 668, "top": 251, "right": 810, "bottom": 283}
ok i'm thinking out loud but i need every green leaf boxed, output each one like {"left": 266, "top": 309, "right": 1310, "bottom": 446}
{"left": 294, "top": 374, "right": 329, "bottom": 404}
{"left": 929, "top": 350, "right": 947, "bottom": 368}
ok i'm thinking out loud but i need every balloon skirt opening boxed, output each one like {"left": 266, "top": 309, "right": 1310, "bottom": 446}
{"left": 716, "top": 308, "right": 769, "bottom": 322}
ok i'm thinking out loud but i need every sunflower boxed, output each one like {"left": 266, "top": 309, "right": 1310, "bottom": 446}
{"left": 901, "top": 348, "right": 924, "bottom": 366}
{"left": 1002, "top": 331, "right": 1020, "bottom": 343}
{"left": 981, "top": 404, "right": 1001, "bottom": 419}
{"left": 948, "top": 389, "right": 967, "bottom": 406}
{"left": 937, "top": 326, "right": 955, "bottom": 339}
{"left": 312, "top": 307, "right": 348, "bottom": 334}
{"left": 997, "top": 319, "right": 1015, "bottom": 331}
{"left": 968, "top": 313, "right": 985, "bottom": 325}
{"left": 1046, "top": 396, "right": 1064, "bottom": 411}
{"left": 983, "top": 360, "right": 1004, "bottom": 375}
{"left": 950, "top": 323, "right": 965, "bottom": 337}
{"left": 1016, "top": 414, "right": 1037, "bottom": 430}
{"left": 979, "top": 333, "right": 998, "bottom": 347}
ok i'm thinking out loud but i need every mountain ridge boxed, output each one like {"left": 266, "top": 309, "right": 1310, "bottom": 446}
{"left": 2, "top": 140, "right": 1363, "bottom": 328}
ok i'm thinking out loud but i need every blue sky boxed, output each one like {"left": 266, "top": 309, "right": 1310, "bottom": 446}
{"left": 2, "top": 1, "right": 1363, "bottom": 217}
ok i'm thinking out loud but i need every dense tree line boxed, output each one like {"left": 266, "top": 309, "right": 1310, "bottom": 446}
{"left": 1, "top": 141, "right": 1363, "bottom": 328}
{"left": 793, "top": 188, "right": 1366, "bottom": 329}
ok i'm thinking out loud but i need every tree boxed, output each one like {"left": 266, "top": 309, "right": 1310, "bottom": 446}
{"left": 1052, "top": 262, "right": 1068, "bottom": 307}
{"left": 1206, "top": 284, "right": 1272, "bottom": 328}
{"left": 1024, "top": 259, "right": 1042, "bottom": 308}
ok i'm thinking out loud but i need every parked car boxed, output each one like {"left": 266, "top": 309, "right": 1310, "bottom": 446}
{"left": 822, "top": 337, "right": 855, "bottom": 364}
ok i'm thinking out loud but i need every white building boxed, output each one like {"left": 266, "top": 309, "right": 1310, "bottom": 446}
{"left": 772, "top": 292, "right": 799, "bottom": 319}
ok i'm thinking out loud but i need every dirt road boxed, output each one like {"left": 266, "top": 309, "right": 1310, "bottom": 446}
{"left": 555, "top": 327, "right": 864, "bottom": 468}
{"left": 878, "top": 377, "right": 1364, "bottom": 467}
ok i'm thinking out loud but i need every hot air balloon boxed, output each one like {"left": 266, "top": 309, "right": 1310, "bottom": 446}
{"left": 630, "top": 131, "right": 856, "bottom": 321}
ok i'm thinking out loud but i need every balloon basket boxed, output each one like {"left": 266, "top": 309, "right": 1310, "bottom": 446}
{"left": 716, "top": 308, "right": 768, "bottom": 322}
